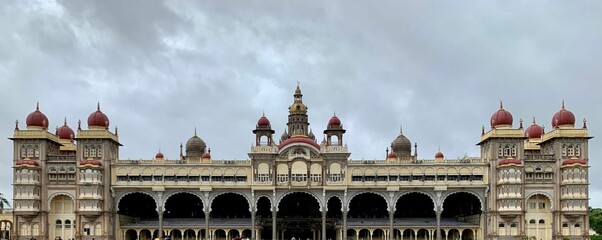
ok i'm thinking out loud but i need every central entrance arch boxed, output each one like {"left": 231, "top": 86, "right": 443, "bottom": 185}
{"left": 277, "top": 192, "right": 321, "bottom": 240}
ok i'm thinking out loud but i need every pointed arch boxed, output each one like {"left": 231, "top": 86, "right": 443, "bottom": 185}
{"left": 116, "top": 191, "right": 159, "bottom": 212}
{"left": 276, "top": 191, "right": 322, "bottom": 212}
{"left": 441, "top": 190, "right": 484, "bottom": 211}
{"left": 162, "top": 191, "right": 205, "bottom": 210}
{"left": 209, "top": 191, "right": 251, "bottom": 212}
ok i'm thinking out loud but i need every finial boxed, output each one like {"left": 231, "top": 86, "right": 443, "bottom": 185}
{"left": 561, "top": 99, "right": 565, "bottom": 109}
{"left": 499, "top": 99, "right": 503, "bottom": 109}
{"left": 519, "top": 118, "right": 523, "bottom": 129}
{"left": 583, "top": 118, "right": 587, "bottom": 129}
{"left": 15, "top": 120, "right": 19, "bottom": 130}
{"left": 438, "top": 145, "right": 441, "bottom": 152}
{"left": 400, "top": 125, "right": 403, "bottom": 134}
{"left": 97, "top": 101, "right": 100, "bottom": 111}
{"left": 78, "top": 120, "right": 81, "bottom": 130}
{"left": 55, "top": 126, "right": 58, "bottom": 135}
{"left": 208, "top": 148, "right": 211, "bottom": 153}
{"left": 194, "top": 126, "right": 197, "bottom": 136}
{"left": 481, "top": 125, "right": 485, "bottom": 135}
{"left": 262, "top": 110, "right": 265, "bottom": 117}
{"left": 115, "top": 126, "right": 118, "bottom": 136}
{"left": 64, "top": 117, "right": 67, "bottom": 126}
{"left": 333, "top": 110, "right": 336, "bottom": 117}
{"left": 36, "top": 101, "right": 40, "bottom": 111}
{"left": 532, "top": 116, "right": 536, "bottom": 124}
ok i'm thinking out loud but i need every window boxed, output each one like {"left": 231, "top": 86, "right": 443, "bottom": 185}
{"left": 510, "top": 223, "right": 517, "bottom": 227}
{"left": 153, "top": 176, "right": 163, "bottom": 182}
{"left": 64, "top": 220, "right": 71, "bottom": 229}
{"left": 530, "top": 219, "right": 536, "bottom": 224}
{"left": 562, "top": 223, "right": 568, "bottom": 227}
{"left": 562, "top": 145, "right": 567, "bottom": 156}
{"left": 575, "top": 145, "right": 581, "bottom": 156}
{"left": 55, "top": 220, "right": 62, "bottom": 229}
{"left": 90, "top": 148, "right": 96, "bottom": 157}
{"left": 499, "top": 223, "right": 505, "bottom": 228}
{"left": 511, "top": 145, "right": 517, "bottom": 156}
{"left": 311, "top": 174, "right": 322, "bottom": 182}
{"left": 539, "top": 219, "right": 545, "bottom": 224}
{"left": 437, "top": 175, "right": 446, "bottom": 181}
{"left": 27, "top": 149, "right": 34, "bottom": 158}
{"left": 97, "top": 147, "right": 103, "bottom": 158}
{"left": 257, "top": 174, "right": 270, "bottom": 182}
{"left": 539, "top": 202, "right": 546, "bottom": 209}
{"left": 504, "top": 145, "right": 511, "bottom": 156}
{"left": 567, "top": 145, "right": 574, "bottom": 156}
{"left": 235, "top": 176, "right": 246, "bottom": 182}
{"left": 201, "top": 176, "right": 209, "bottom": 182}
{"left": 277, "top": 174, "right": 288, "bottom": 182}
{"left": 575, "top": 223, "right": 581, "bottom": 228}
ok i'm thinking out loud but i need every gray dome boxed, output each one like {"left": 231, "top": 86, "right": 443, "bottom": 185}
{"left": 186, "top": 134, "right": 206, "bottom": 157}
{"left": 391, "top": 130, "right": 411, "bottom": 157}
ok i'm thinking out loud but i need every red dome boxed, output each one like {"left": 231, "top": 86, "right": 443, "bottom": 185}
{"left": 16, "top": 159, "right": 39, "bottom": 167}
{"left": 552, "top": 102, "right": 575, "bottom": 127}
{"left": 490, "top": 102, "right": 513, "bottom": 127}
{"left": 387, "top": 151, "right": 397, "bottom": 158}
{"left": 257, "top": 115, "right": 271, "bottom": 126}
{"left": 26, "top": 104, "right": 49, "bottom": 129}
{"left": 525, "top": 118, "right": 544, "bottom": 139}
{"left": 562, "top": 158, "right": 587, "bottom": 166}
{"left": 278, "top": 136, "right": 321, "bottom": 150}
{"left": 88, "top": 104, "right": 110, "bottom": 128}
{"left": 80, "top": 159, "right": 102, "bottom": 167}
{"left": 435, "top": 151, "right": 444, "bottom": 158}
{"left": 155, "top": 152, "right": 164, "bottom": 159}
{"left": 202, "top": 151, "right": 211, "bottom": 159}
{"left": 57, "top": 120, "right": 75, "bottom": 140}
{"left": 328, "top": 115, "right": 341, "bottom": 126}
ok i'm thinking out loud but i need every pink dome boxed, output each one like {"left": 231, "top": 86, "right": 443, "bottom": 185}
{"left": 490, "top": 102, "right": 513, "bottom": 127}
{"left": 57, "top": 120, "right": 75, "bottom": 140}
{"left": 435, "top": 151, "right": 444, "bottom": 158}
{"left": 328, "top": 115, "right": 341, "bottom": 126}
{"left": 552, "top": 102, "right": 575, "bottom": 128}
{"left": 88, "top": 104, "right": 110, "bottom": 128}
{"left": 387, "top": 151, "right": 397, "bottom": 158}
{"left": 26, "top": 103, "right": 49, "bottom": 129}
{"left": 257, "top": 115, "right": 271, "bottom": 126}
{"left": 202, "top": 151, "right": 211, "bottom": 159}
{"left": 525, "top": 118, "right": 544, "bottom": 139}
{"left": 156, "top": 152, "right": 164, "bottom": 159}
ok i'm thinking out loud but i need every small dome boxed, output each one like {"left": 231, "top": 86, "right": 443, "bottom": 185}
{"left": 186, "top": 130, "right": 206, "bottom": 157}
{"left": 88, "top": 103, "right": 110, "bottom": 128}
{"left": 26, "top": 103, "right": 49, "bottom": 129}
{"left": 328, "top": 115, "right": 341, "bottom": 126}
{"left": 435, "top": 151, "right": 444, "bottom": 158}
{"left": 552, "top": 101, "right": 575, "bottom": 128}
{"left": 525, "top": 118, "right": 544, "bottom": 139}
{"left": 57, "top": 119, "right": 75, "bottom": 140}
{"left": 278, "top": 136, "right": 321, "bottom": 150}
{"left": 391, "top": 128, "right": 412, "bottom": 157}
{"left": 490, "top": 102, "right": 513, "bottom": 128}
{"left": 80, "top": 159, "right": 102, "bottom": 167}
{"left": 155, "top": 152, "right": 164, "bottom": 159}
{"left": 257, "top": 115, "right": 271, "bottom": 126}
{"left": 387, "top": 151, "right": 397, "bottom": 158}
{"left": 202, "top": 151, "right": 211, "bottom": 159}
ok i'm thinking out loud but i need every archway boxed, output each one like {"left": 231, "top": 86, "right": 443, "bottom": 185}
{"left": 326, "top": 196, "right": 342, "bottom": 239}
{"left": 394, "top": 192, "right": 435, "bottom": 218}
{"left": 348, "top": 192, "right": 388, "bottom": 219}
{"left": 140, "top": 229, "right": 152, "bottom": 240}
{"left": 0, "top": 221, "right": 11, "bottom": 239}
{"left": 49, "top": 194, "right": 75, "bottom": 240}
{"left": 211, "top": 193, "right": 250, "bottom": 219}
{"left": 125, "top": 229, "right": 137, "bottom": 240}
{"left": 118, "top": 192, "right": 158, "bottom": 221}
{"left": 525, "top": 194, "right": 552, "bottom": 240}
{"left": 441, "top": 192, "right": 482, "bottom": 226}
{"left": 256, "top": 196, "right": 273, "bottom": 240}
{"left": 461, "top": 229, "right": 474, "bottom": 240}
{"left": 164, "top": 192, "right": 204, "bottom": 218}
{"left": 277, "top": 192, "right": 321, "bottom": 239}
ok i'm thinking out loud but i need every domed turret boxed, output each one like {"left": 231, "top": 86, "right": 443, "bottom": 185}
{"left": 391, "top": 127, "right": 412, "bottom": 157}
{"left": 552, "top": 101, "right": 575, "bottom": 128}
{"left": 257, "top": 114, "right": 271, "bottom": 127}
{"left": 155, "top": 151, "right": 164, "bottom": 159}
{"left": 525, "top": 117, "right": 544, "bottom": 139}
{"left": 328, "top": 115, "right": 341, "bottom": 126}
{"left": 202, "top": 149, "right": 211, "bottom": 159}
{"left": 435, "top": 151, "right": 444, "bottom": 159}
{"left": 490, "top": 101, "right": 513, "bottom": 128}
{"left": 26, "top": 103, "right": 49, "bottom": 129}
{"left": 186, "top": 129, "right": 206, "bottom": 158}
{"left": 57, "top": 118, "right": 75, "bottom": 140}
{"left": 88, "top": 103, "right": 110, "bottom": 129}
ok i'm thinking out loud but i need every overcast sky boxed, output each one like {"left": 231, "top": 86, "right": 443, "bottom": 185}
{"left": 1, "top": 1, "right": 601, "bottom": 207}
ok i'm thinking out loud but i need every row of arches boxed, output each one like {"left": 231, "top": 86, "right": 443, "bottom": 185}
{"left": 118, "top": 191, "right": 482, "bottom": 240}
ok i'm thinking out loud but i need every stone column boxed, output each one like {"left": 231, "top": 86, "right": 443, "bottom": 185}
{"left": 342, "top": 211, "right": 347, "bottom": 240}
{"left": 436, "top": 211, "right": 441, "bottom": 240}
{"left": 322, "top": 210, "right": 327, "bottom": 240}
{"left": 158, "top": 208, "right": 164, "bottom": 238}
{"left": 389, "top": 211, "right": 394, "bottom": 240}
{"left": 251, "top": 211, "right": 255, "bottom": 240}
{"left": 272, "top": 207, "right": 277, "bottom": 240}
{"left": 204, "top": 211, "right": 210, "bottom": 240}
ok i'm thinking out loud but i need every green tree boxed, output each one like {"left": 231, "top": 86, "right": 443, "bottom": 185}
{"left": 590, "top": 207, "right": 602, "bottom": 235}
{"left": 0, "top": 193, "right": 10, "bottom": 213}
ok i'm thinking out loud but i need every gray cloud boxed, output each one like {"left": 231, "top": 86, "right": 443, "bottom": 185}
{"left": 1, "top": 0, "right": 601, "bottom": 206}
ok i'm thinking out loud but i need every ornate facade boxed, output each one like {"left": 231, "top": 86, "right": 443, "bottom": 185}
{"left": 10, "top": 86, "right": 591, "bottom": 240}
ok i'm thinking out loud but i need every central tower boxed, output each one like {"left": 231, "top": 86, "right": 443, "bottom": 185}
{"left": 287, "top": 84, "right": 310, "bottom": 137}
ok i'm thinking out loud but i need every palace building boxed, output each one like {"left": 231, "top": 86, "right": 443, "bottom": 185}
{"left": 10, "top": 86, "right": 591, "bottom": 240}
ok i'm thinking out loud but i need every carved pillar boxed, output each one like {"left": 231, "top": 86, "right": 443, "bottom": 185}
{"left": 322, "top": 210, "right": 327, "bottom": 240}
{"left": 343, "top": 210, "right": 348, "bottom": 240}
{"left": 158, "top": 208, "right": 164, "bottom": 238}
{"left": 272, "top": 207, "right": 277, "bottom": 240}
{"left": 204, "top": 210, "right": 210, "bottom": 240}
{"left": 436, "top": 211, "right": 441, "bottom": 240}
{"left": 389, "top": 210, "right": 394, "bottom": 240}
{"left": 251, "top": 210, "right": 255, "bottom": 240}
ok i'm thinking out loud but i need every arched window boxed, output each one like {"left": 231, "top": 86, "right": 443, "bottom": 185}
{"left": 499, "top": 223, "right": 505, "bottom": 228}
{"left": 575, "top": 223, "right": 581, "bottom": 228}
{"left": 504, "top": 145, "right": 511, "bottom": 156}
{"left": 539, "top": 219, "right": 545, "bottom": 224}
{"left": 562, "top": 144, "right": 567, "bottom": 156}
{"left": 64, "top": 220, "right": 71, "bottom": 229}
{"left": 510, "top": 223, "right": 517, "bottom": 227}
{"left": 575, "top": 144, "right": 581, "bottom": 156}
{"left": 568, "top": 144, "right": 575, "bottom": 156}
{"left": 511, "top": 144, "right": 517, "bottom": 156}
{"left": 55, "top": 220, "right": 62, "bottom": 229}
{"left": 562, "top": 223, "right": 568, "bottom": 227}
{"left": 529, "top": 219, "right": 536, "bottom": 224}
